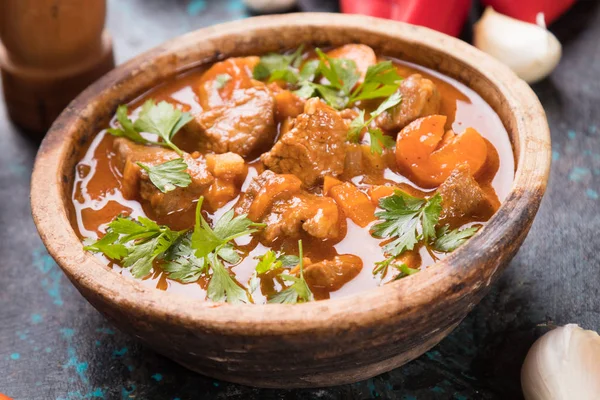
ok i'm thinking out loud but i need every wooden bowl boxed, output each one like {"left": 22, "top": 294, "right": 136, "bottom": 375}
{"left": 30, "top": 13, "right": 551, "bottom": 388}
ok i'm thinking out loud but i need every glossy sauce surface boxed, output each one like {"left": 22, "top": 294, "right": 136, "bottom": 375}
{"left": 70, "top": 57, "right": 514, "bottom": 302}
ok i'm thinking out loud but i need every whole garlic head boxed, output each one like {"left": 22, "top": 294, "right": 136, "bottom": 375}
{"left": 521, "top": 324, "right": 600, "bottom": 400}
{"left": 474, "top": 7, "right": 562, "bottom": 83}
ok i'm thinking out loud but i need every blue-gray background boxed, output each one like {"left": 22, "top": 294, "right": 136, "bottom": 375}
{"left": 1, "top": 0, "right": 599, "bottom": 398}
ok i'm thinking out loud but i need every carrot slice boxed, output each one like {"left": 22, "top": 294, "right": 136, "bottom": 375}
{"left": 367, "top": 185, "right": 396, "bottom": 206}
{"left": 329, "top": 182, "right": 376, "bottom": 227}
{"left": 323, "top": 176, "right": 343, "bottom": 196}
{"left": 196, "top": 57, "right": 259, "bottom": 109}
{"left": 395, "top": 115, "right": 488, "bottom": 188}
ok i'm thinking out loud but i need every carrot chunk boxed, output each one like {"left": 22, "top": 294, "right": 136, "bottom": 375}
{"left": 395, "top": 115, "right": 488, "bottom": 188}
{"left": 367, "top": 185, "right": 396, "bottom": 206}
{"left": 329, "top": 182, "right": 376, "bottom": 227}
{"left": 323, "top": 176, "right": 343, "bottom": 196}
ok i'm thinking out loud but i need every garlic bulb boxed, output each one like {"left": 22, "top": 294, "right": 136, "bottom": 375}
{"left": 521, "top": 324, "right": 600, "bottom": 400}
{"left": 473, "top": 7, "right": 562, "bottom": 83}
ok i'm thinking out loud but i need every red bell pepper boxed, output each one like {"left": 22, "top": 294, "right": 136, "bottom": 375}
{"left": 340, "top": 0, "right": 472, "bottom": 37}
{"left": 482, "top": 0, "right": 575, "bottom": 24}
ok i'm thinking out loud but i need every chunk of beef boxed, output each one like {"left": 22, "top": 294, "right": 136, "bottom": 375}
{"left": 183, "top": 85, "right": 276, "bottom": 158}
{"left": 376, "top": 74, "right": 441, "bottom": 132}
{"left": 262, "top": 194, "right": 342, "bottom": 242}
{"left": 235, "top": 171, "right": 342, "bottom": 242}
{"left": 304, "top": 255, "right": 363, "bottom": 291}
{"left": 235, "top": 170, "right": 302, "bottom": 221}
{"left": 196, "top": 56, "right": 260, "bottom": 109}
{"left": 437, "top": 165, "right": 499, "bottom": 226}
{"left": 113, "top": 138, "right": 213, "bottom": 216}
{"left": 261, "top": 98, "right": 348, "bottom": 186}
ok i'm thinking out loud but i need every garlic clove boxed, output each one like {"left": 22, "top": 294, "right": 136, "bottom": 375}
{"left": 473, "top": 7, "right": 562, "bottom": 84}
{"left": 521, "top": 324, "right": 600, "bottom": 400}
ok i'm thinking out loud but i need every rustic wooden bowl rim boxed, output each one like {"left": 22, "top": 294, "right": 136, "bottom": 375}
{"left": 31, "top": 13, "right": 550, "bottom": 335}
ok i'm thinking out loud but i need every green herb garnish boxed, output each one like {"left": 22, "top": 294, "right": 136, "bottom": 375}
{"left": 162, "top": 235, "right": 207, "bottom": 283}
{"left": 85, "top": 197, "right": 264, "bottom": 303}
{"left": 107, "top": 100, "right": 192, "bottom": 156}
{"left": 253, "top": 46, "right": 403, "bottom": 111}
{"left": 84, "top": 216, "right": 185, "bottom": 278}
{"left": 137, "top": 158, "right": 191, "bottom": 193}
{"left": 253, "top": 45, "right": 305, "bottom": 81}
{"left": 214, "top": 73, "right": 232, "bottom": 89}
{"left": 347, "top": 91, "right": 402, "bottom": 154}
{"left": 190, "top": 198, "right": 264, "bottom": 303}
{"left": 392, "top": 263, "right": 420, "bottom": 280}
{"left": 268, "top": 241, "right": 313, "bottom": 304}
{"left": 433, "top": 225, "right": 479, "bottom": 252}
{"left": 371, "top": 190, "right": 442, "bottom": 257}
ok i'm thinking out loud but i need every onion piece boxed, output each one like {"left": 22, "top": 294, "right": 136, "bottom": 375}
{"left": 521, "top": 324, "right": 600, "bottom": 400}
{"left": 473, "top": 7, "right": 562, "bottom": 83}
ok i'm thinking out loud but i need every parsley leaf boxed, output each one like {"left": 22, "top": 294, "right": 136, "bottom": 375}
{"left": 253, "top": 45, "right": 304, "bottom": 82}
{"left": 249, "top": 250, "right": 300, "bottom": 295}
{"left": 315, "top": 48, "right": 360, "bottom": 95}
{"left": 107, "top": 100, "right": 192, "bottom": 156}
{"left": 433, "top": 225, "right": 479, "bottom": 252}
{"left": 255, "top": 250, "right": 282, "bottom": 275}
{"left": 189, "top": 198, "right": 263, "bottom": 303}
{"left": 347, "top": 109, "right": 366, "bottom": 143}
{"left": 163, "top": 235, "right": 208, "bottom": 283}
{"left": 349, "top": 61, "right": 402, "bottom": 103}
{"left": 85, "top": 216, "right": 184, "bottom": 278}
{"left": 298, "top": 59, "right": 319, "bottom": 81}
{"left": 392, "top": 263, "right": 420, "bottom": 281}
{"left": 254, "top": 250, "right": 299, "bottom": 275}
{"left": 83, "top": 232, "right": 128, "bottom": 260}
{"left": 107, "top": 105, "right": 148, "bottom": 144}
{"left": 214, "top": 73, "right": 231, "bottom": 89}
{"left": 370, "top": 91, "right": 403, "bottom": 118}
{"left": 371, "top": 191, "right": 442, "bottom": 257}
{"left": 368, "top": 128, "right": 396, "bottom": 155}
{"left": 373, "top": 258, "right": 419, "bottom": 282}
{"left": 278, "top": 254, "right": 301, "bottom": 268}
{"left": 133, "top": 100, "right": 192, "bottom": 156}
{"left": 268, "top": 241, "right": 313, "bottom": 304}
{"left": 346, "top": 91, "right": 402, "bottom": 154}
{"left": 137, "top": 158, "right": 191, "bottom": 193}
{"left": 206, "top": 253, "right": 249, "bottom": 304}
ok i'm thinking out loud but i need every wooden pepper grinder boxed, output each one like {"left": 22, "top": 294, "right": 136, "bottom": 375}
{"left": 0, "top": 0, "right": 115, "bottom": 135}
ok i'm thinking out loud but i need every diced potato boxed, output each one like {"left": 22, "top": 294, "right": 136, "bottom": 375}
{"left": 206, "top": 152, "right": 247, "bottom": 180}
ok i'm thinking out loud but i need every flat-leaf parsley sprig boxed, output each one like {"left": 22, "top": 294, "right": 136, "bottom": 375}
{"left": 252, "top": 46, "right": 403, "bottom": 111}
{"left": 84, "top": 197, "right": 265, "bottom": 304}
{"left": 107, "top": 100, "right": 192, "bottom": 156}
{"left": 370, "top": 189, "right": 480, "bottom": 280}
{"left": 83, "top": 216, "right": 185, "bottom": 278}
{"left": 267, "top": 241, "right": 313, "bottom": 304}
{"left": 347, "top": 91, "right": 402, "bottom": 154}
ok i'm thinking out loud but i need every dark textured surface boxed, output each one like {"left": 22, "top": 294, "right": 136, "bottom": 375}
{"left": 1, "top": 0, "right": 599, "bottom": 399}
